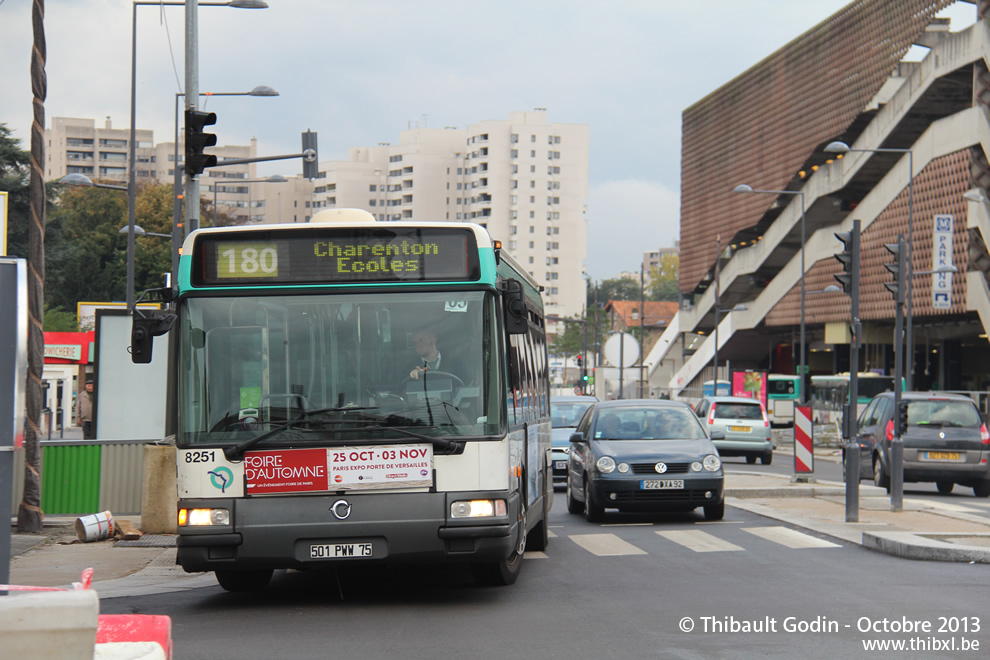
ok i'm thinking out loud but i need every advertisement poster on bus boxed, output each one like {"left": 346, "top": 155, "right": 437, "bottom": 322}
{"left": 732, "top": 370, "right": 767, "bottom": 409}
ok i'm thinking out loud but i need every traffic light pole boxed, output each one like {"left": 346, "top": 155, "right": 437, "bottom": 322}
{"left": 838, "top": 220, "right": 861, "bottom": 522}
{"left": 886, "top": 234, "right": 907, "bottom": 513}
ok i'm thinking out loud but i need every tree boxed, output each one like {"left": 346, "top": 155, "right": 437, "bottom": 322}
{"left": 647, "top": 253, "right": 679, "bottom": 301}
{"left": 43, "top": 304, "right": 80, "bottom": 332}
{"left": 0, "top": 124, "right": 32, "bottom": 257}
{"left": 586, "top": 276, "right": 640, "bottom": 308}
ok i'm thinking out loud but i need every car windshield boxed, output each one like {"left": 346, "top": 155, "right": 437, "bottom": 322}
{"left": 551, "top": 401, "right": 594, "bottom": 428}
{"left": 594, "top": 407, "right": 707, "bottom": 441}
{"left": 713, "top": 402, "right": 763, "bottom": 420}
{"left": 177, "top": 290, "right": 504, "bottom": 446}
{"left": 906, "top": 400, "right": 983, "bottom": 428}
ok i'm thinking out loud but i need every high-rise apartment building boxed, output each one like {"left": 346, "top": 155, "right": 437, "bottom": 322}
{"left": 309, "top": 110, "right": 590, "bottom": 317}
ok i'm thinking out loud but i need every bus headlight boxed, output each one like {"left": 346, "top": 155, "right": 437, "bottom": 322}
{"left": 596, "top": 456, "right": 616, "bottom": 474}
{"left": 179, "top": 508, "right": 230, "bottom": 526}
{"left": 451, "top": 499, "right": 507, "bottom": 518}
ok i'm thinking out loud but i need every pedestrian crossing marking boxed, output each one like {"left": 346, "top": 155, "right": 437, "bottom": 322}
{"left": 548, "top": 530, "right": 559, "bottom": 538}
{"left": 742, "top": 526, "right": 840, "bottom": 549}
{"left": 656, "top": 529, "right": 743, "bottom": 553}
{"left": 569, "top": 533, "right": 647, "bottom": 556}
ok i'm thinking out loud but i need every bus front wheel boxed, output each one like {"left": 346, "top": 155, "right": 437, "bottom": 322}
{"left": 215, "top": 568, "right": 273, "bottom": 593}
{"left": 471, "top": 549, "right": 523, "bottom": 586}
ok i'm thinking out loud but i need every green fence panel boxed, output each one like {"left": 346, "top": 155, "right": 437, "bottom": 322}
{"left": 41, "top": 444, "right": 102, "bottom": 514}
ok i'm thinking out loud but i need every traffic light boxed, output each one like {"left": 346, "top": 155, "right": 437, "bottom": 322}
{"left": 895, "top": 399, "right": 910, "bottom": 436}
{"left": 884, "top": 237, "right": 906, "bottom": 303}
{"left": 576, "top": 354, "right": 583, "bottom": 367}
{"left": 833, "top": 225, "right": 860, "bottom": 294}
{"left": 185, "top": 109, "right": 217, "bottom": 176}
{"left": 302, "top": 130, "right": 319, "bottom": 180}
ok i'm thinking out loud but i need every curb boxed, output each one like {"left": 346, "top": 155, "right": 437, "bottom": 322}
{"left": 861, "top": 531, "right": 990, "bottom": 563}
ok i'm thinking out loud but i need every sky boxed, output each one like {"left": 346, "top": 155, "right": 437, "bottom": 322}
{"left": 0, "top": 0, "right": 977, "bottom": 280}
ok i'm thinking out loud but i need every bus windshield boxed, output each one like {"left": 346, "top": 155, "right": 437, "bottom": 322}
{"left": 178, "top": 290, "right": 503, "bottom": 446}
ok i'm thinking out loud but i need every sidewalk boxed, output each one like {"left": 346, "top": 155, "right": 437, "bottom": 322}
{"left": 8, "top": 468, "right": 990, "bottom": 597}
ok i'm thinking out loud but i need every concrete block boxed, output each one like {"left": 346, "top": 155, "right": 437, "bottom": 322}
{"left": 0, "top": 589, "right": 99, "bottom": 659}
{"left": 140, "top": 445, "right": 177, "bottom": 534}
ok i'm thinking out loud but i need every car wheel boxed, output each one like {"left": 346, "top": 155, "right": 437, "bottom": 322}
{"left": 973, "top": 481, "right": 990, "bottom": 498}
{"left": 566, "top": 478, "right": 583, "bottom": 514}
{"left": 703, "top": 499, "right": 725, "bottom": 521}
{"left": 873, "top": 457, "right": 890, "bottom": 493}
{"left": 584, "top": 477, "right": 604, "bottom": 523}
{"left": 936, "top": 481, "right": 954, "bottom": 495}
{"left": 760, "top": 451, "right": 772, "bottom": 466}
{"left": 215, "top": 569, "right": 273, "bottom": 593}
{"left": 471, "top": 548, "right": 523, "bottom": 586}
{"left": 745, "top": 456, "right": 756, "bottom": 465}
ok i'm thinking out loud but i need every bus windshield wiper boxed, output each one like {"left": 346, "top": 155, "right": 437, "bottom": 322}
{"left": 223, "top": 406, "right": 379, "bottom": 460}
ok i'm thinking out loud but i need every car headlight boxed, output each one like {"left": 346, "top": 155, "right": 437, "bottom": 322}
{"left": 596, "top": 456, "right": 616, "bottom": 474}
{"left": 617, "top": 462, "right": 629, "bottom": 473}
{"left": 703, "top": 455, "right": 721, "bottom": 472}
{"left": 691, "top": 461, "right": 703, "bottom": 472}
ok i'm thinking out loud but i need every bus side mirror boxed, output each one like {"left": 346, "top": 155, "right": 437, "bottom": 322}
{"left": 130, "top": 310, "right": 177, "bottom": 364}
{"left": 501, "top": 278, "right": 527, "bottom": 335}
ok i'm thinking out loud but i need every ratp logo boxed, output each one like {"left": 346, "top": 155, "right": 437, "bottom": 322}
{"left": 209, "top": 467, "right": 234, "bottom": 493}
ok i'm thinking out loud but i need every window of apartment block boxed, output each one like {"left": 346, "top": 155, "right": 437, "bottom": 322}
{"left": 529, "top": 180, "right": 535, "bottom": 188}
{"left": 370, "top": 200, "right": 377, "bottom": 207}
{"left": 509, "top": 241, "right": 518, "bottom": 250}
{"left": 370, "top": 184, "right": 377, "bottom": 191}
{"left": 511, "top": 164, "right": 518, "bottom": 174}
{"left": 529, "top": 211, "right": 535, "bottom": 218}
{"left": 510, "top": 210, "right": 518, "bottom": 219}
{"left": 389, "top": 154, "right": 402, "bottom": 162}
{"left": 510, "top": 225, "right": 518, "bottom": 235}
{"left": 457, "top": 168, "right": 463, "bottom": 175}
{"left": 511, "top": 180, "right": 518, "bottom": 189}
{"left": 529, "top": 196, "right": 535, "bottom": 203}
{"left": 530, "top": 150, "right": 536, "bottom": 158}
{"left": 67, "top": 138, "right": 94, "bottom": 147}
{"left": 530, "top": 165, "right": 535, "bottom": 173}
{"left": 530, "top": 135, "right": 536, "bottom": 142}
{"left": 480, "top": 148, "right": 488, "bottom": 156}
{"left": 529, "top": 226, "right": 535, "bottom": 233}
{"left": 511, "top": 149, "right": 518, "bottom": 158}
{"left": 529, "top": 241, "right": 534, "bottom": 248}
{"left": 529, "top": 256, "right": 534, "bottom": 264}
{"left": 511, "top": 134, "right": 518, "bottom": 143}
{"left": 510, "top": 195, "right": 518, "bottom": 204}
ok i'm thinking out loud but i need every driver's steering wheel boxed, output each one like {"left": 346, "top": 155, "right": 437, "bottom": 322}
{"left": 403, "top": 370, "right": 465, "bottom": 393}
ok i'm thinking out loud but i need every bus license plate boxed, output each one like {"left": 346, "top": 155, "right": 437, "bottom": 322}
{"left": 310, "top": 542, "right": 373, "bottom": 559}
{"left": 641, "top": 480, "right": 684, "bottom": 490}
{"left": 554, "top": 461, "right": 567, "bottom": 470}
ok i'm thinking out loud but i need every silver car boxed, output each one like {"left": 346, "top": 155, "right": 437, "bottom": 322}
{"left": 694, "top": 395, "right": 773, "bottom": 465}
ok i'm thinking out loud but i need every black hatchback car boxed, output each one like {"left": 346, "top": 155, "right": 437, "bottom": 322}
{"left": 846, "top": 391, "right": 990, "bottom": 497}
{"left": 566, "top": 399, "right": 725, "bottom": 522}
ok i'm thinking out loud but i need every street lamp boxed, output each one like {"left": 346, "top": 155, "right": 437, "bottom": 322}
{"left": 211, "top": 175, "right": 288, "bottom": 226}
{"left": 127, "top": 1, "right": 269, "bottom": 314}
{"left": 825, "top": 140, "right": 915, "bottom": 388}
{"left": 173, "top": 87, "right": 279, "bottom": 277}
{"left": 733, "top": 184, "right": 807, "bottom": 401}
{"left": 59, "top": 173, "right": 127, "bottom": 192}
{"left": 712, "top": 303, "right": 748, "bottom": 391}
{"left": 119, "top": 226, "right": 171, "bottom": 239}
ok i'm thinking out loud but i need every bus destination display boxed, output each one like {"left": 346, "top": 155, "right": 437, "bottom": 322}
{"left": 198, "top": 227, "right": 479, "bottom": 284}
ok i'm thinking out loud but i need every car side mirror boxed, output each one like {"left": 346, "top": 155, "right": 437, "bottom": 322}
{"left": 569, "top": 432, "right": 584, "bottom": 443}
{"left": 709, "top": 430, "right": 725, "bottom": 440}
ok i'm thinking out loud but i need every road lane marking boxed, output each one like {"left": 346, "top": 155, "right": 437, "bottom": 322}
{"left": 569, "top": 533, "right": 647, "bottom": 556}
{"left": 742, "top": 526, "right": 840, "bottom": 549}
{"left": 548, "top": 530, "right": 558, "bottom": 538}
{"left": 656, "top": 530, "right": 743, "bottom": 552}
{"left": 524, "top": 551, "right": 549, "bottom": 559}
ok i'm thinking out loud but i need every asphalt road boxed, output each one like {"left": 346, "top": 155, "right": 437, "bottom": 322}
{"left": 101, "top": 492, "right": 990, "bottom": 659}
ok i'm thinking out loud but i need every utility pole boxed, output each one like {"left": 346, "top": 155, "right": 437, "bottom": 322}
{"left": 184, "top": 0, "right": 201, "bottom": 233}
{"left": 884, "top": 235, "right": 907, "bottom": 512}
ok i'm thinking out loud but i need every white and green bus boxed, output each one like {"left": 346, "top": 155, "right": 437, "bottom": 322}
{"left": 134, "top": 210, "right": 552, "bottom": 591}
